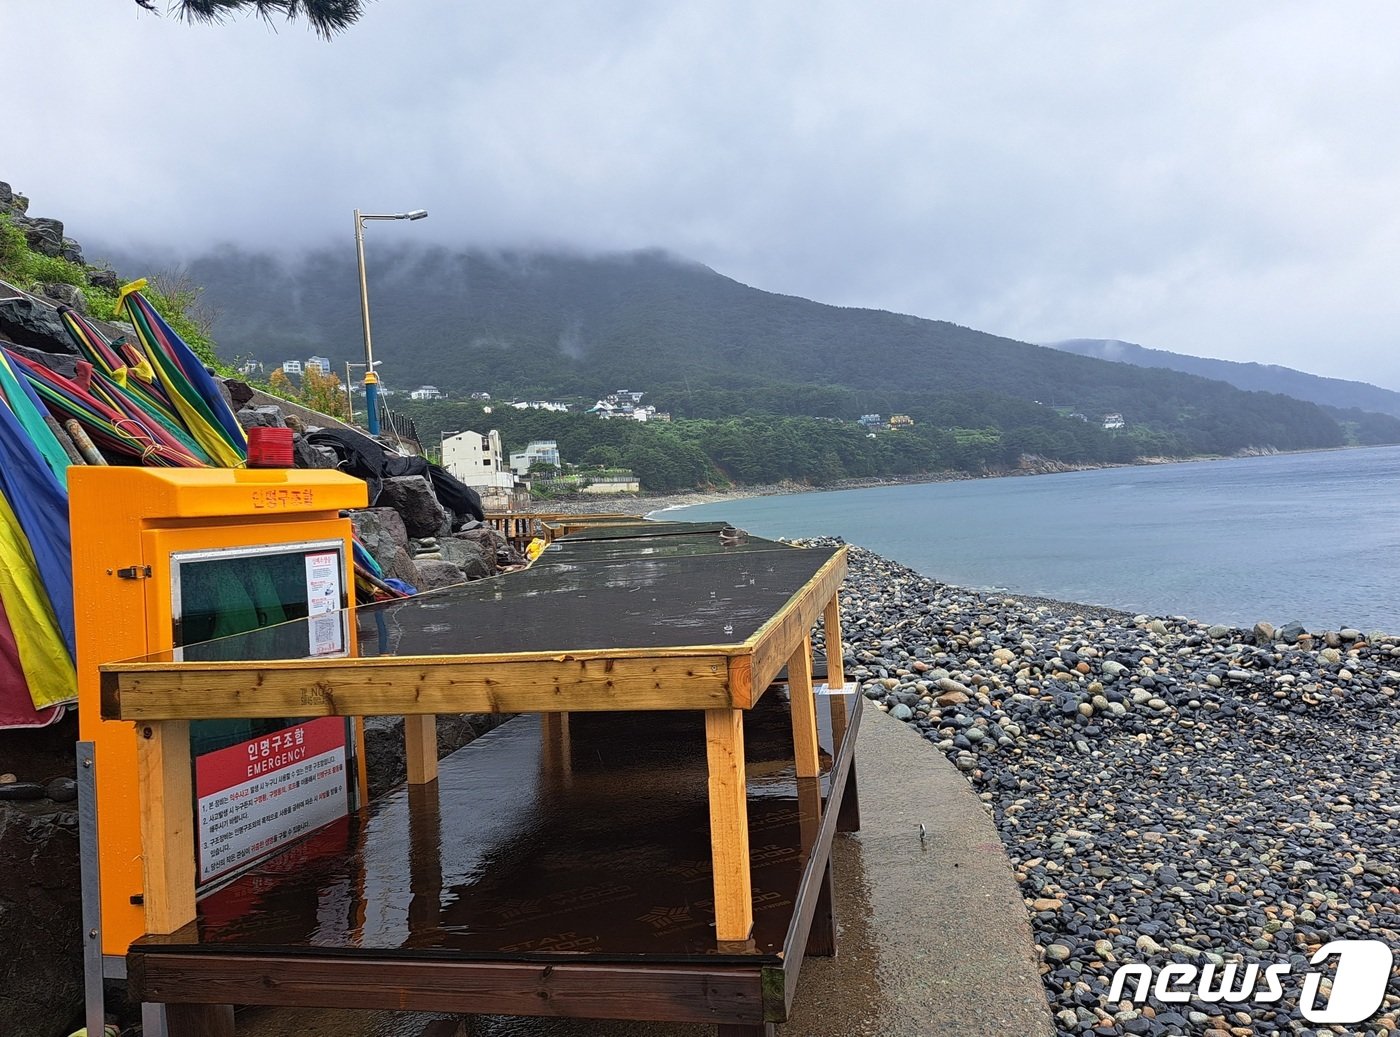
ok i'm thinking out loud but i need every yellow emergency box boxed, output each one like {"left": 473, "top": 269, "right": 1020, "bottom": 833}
{"left": 71, "top": 466, "right": 368, "bottom": 960}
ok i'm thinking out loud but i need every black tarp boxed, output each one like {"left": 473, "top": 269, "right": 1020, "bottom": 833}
{"left": 304, "top": 427, "right": 485, "bottom": 525}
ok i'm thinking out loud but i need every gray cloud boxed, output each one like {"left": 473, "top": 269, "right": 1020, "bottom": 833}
{"left": 9, "top": 1, "right": 1400, "bottom": 387}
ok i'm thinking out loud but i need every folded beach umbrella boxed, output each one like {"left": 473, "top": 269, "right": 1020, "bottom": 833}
{"left": 0, "top": 593, "right": 64, "bottom": 728}
{"left": 116, "top": 281, "right": 247, "bottom": 467}
{"left": 8, "top": 351, "right": 207, "bottom": 467}
{"left": 0, "top": 350, "right": 70, "bottom": 487}
{"left": 0, "top": 384, "right": 75, "bottom": 660}
{"left": 62, "top": 308, "right": 188, "bottom": 432}
{"left": 0, "top": 489, "right": 75, "bottom": 710}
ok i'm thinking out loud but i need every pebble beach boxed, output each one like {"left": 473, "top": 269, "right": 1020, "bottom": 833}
{"left": 822, "top": 537, "right": 1400, "bottom": 1037}
{"left": 537, "top": 494, "right": 1400, "bottom": 1035}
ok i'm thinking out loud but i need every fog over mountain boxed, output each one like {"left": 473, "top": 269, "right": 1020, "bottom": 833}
{"left": 9, "top": 2, "right": 1400, "bottom": 389}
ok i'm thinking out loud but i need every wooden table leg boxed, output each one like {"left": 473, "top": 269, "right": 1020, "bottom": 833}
{"left": 787, "top": 635, "right": 820, "bottom": 779}
{"left": 407, "top": 782, "right": 443, "bottom": 940}
{"left": 806, "top": 855, "right": 838, "bottom": 957}
{"left": 798, "top": 778, "right": 836, "bottom": 956}
{"left": 540, "top": 712, "right": 573, "bottom": 789}
{"left": 137, "top": 720, "right": 196, "bottom": 935}
{"left": 166, "top": 1003, "right": 235, "bottom": 1036}
{"left": 823, "top": 594, "right": 845, "bottom": 689}
{"left": 705, "top": 707, "right": 753, "bottom": 942}
{"left": 405, "top": 714, "right": 439, "bottom": 785}
{"left": 838, "top": 758, "right": 862, "bottom": 834}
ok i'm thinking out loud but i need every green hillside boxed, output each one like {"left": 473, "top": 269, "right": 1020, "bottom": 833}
{"left": 100, "top": 243, "right": 1400, "bottom": 482}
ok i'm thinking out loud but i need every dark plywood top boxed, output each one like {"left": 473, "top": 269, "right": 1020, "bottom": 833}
{"left": 121, "top": 522, "right": 836, "bottom": 665}
{"left": 133, "top": 690, "right": 860, "bottom": 965}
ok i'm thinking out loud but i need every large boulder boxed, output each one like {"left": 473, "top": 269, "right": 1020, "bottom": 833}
{"left": 0, "top": 298, "right": 76, "bottom": 354}
{"left": 39, "top": 283, "right": 87, "bottom": 314}
{"left": 4, "top": 342, "right": 80, "bottom": 380}
{"left": 413, "top": 559, "right": 467, "bottom": 592}
{"left": 235, "top": 405, "right": 286, "bottom": 430}
{"left": 349, "top": 508, "right": 420, "bottom": 586}
{"left": 376, "top": 475, "right": 450, "bottom": 539}
{"left": 14, "top": 216, "right": 64, "bottom": 258}
{"left": 0, "top": 801, "right": 83, "bottom": 1035}
{"left": 0, "top": 182, "right": 28, "bottom": 216}
{"left": 438, "top": 537, "right": 493, "bottom": 580}
{"left": 453, "top": 525, "right": 523, "bottom": 570}
{"left": 0, "top": 714, "right": 87, "bottom": 1035}
{"left": 293, "top": 435, "right": 341, "bottom": 470}
{"left": 86, "top": 268, "right": 120, "bottom": 293}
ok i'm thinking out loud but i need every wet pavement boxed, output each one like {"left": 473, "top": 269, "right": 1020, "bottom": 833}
{"left": 236, "top": 707, "right": 1053, "bottom": 1037}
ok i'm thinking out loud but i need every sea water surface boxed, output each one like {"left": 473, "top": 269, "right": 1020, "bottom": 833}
{"left": 666, "top": 445, "right": 1400, "bottom": 633}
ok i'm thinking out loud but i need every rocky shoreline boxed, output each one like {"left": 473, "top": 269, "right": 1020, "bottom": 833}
{"left": 817, "top": 538, "right": 1400, "bottom": 1037}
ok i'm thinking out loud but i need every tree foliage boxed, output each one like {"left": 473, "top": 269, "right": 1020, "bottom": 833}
{"left": 159, "top": 0, "right": 362, "bottom": 38}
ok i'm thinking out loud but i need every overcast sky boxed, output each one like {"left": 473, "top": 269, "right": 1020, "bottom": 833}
{"left": 9, "top": 2, "right": 1400, "bottom": 387}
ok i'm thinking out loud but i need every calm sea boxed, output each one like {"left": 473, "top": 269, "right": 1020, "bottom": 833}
{"left": 665, "top": 445, "right": 1400, "bottom": 633}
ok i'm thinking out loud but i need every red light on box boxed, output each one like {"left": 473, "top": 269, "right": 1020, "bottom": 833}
{"left": 247, "top": 426, "right": 294, "bottom": 468}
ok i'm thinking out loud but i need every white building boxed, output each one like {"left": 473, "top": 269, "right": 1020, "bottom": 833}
{"left": 510, "top": 400, "right": 570, "bottom": 412}
{"left": 1102, "top": 413, "right": 1126, "bottom": 430}
{"left": 509, "top": 439, "right": 562, "bottom": 477}
{"left": 410, "top": 385, "right": 444, "bottom": 400}
{"left": 443, "top": 429, "right": 517, "bottom": 511}
{"left": 305, "top": 355, "right": 332, "bottom": 375}
{"left": 281, "top": 359, "right": 303, "bottom": 375}
{"left": 442, "top": 429, "right": 515, "bottom": 492}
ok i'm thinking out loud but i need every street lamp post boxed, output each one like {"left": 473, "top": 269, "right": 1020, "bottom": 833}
{"left": 353, "top": 207, "right": 428, "bottom": 436}
{"left": 343, "top": 360, "right": 356, "bottom": 423}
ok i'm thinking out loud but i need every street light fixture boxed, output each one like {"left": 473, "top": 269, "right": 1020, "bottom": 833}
{"left": 354, "top": 207, "right": 428, "bottom": 436}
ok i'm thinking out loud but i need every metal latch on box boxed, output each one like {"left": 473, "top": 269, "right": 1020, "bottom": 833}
{"left": 115, "top": 566, "right": 152, "bottom": 580}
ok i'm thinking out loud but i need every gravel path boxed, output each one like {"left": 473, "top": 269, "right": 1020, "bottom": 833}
{"left": 817, "top": 538, "right": 1400, "bottom": 1037}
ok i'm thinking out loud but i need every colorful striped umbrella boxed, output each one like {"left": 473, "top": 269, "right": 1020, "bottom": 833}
{"left": 116, "top": 281, "right": 247, "bottom": 467}
{"left": 8, "top": 351, "right": 208, "bottom": 467}
{"left": 0, "top": 381, "right": 75, "bottom": 661}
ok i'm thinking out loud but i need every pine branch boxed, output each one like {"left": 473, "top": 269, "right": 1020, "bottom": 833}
{"left": 169, "top": 0, "right": 364, "bottom": 39}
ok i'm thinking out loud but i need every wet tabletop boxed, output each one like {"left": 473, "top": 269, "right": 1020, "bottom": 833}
{"left": 135, "top": 690, "right": 860, "bottom": 964}
{"left": 128, "top": 522, "right": 840, "bottom": 665}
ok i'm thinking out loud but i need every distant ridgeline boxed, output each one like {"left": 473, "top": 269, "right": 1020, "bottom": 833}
{"left": 99, "top": 242, "right": 1400, "bottom": 491}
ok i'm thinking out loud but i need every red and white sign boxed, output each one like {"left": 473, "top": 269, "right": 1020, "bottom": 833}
{"left": 195, "top": 717, "right": 349, "bottom": 884}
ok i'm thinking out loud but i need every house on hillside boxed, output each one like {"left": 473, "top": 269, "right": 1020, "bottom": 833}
{"left": 1102, "top": 413, "right": 1126, "bottom": 429}
{"left": 857, "top": 414, "right": 883, "bottom": 429}
{"left": 509, "top": 439, "right": 562, "bottom": 477}
{"left": 589, "top": 390, "right": 657, "bottom": 421}
{"left": 281, "top": 359, "right": 303, "bottom": 375}
{"left": 305, "top": 356, "right": 332, "bottom": 375}
{"left": 510, "top": 400, "right": 569, "bottom": 412}
{"left": 889, "top": 414, "right": 914, "bottom": 429}
{"left": 442, "top": 429, "right": 516, "bottom": 509}
{"left": 410, "top": 385, "right": 444, "bottom": 400}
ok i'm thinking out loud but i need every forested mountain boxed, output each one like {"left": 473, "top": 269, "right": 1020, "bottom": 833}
{"left": 1046, "top": 338, "right": 1400, "bottom": 419}
{"left": 97, "top": 243, "right": 1400, "bottom": 485}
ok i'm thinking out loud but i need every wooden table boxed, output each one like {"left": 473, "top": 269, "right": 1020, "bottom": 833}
{"left": 100, "top": 521, "right": 855, "bottom": 1034}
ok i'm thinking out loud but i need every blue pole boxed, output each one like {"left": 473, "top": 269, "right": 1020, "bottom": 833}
{"left": 366, "top": 370, "right": 380, "bottom": 436}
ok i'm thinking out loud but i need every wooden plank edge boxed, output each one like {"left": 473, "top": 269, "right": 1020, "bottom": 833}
{"left": 743, "top": 548, "right": 848, "bottom": 708}
{"left": 101, "top": 653, "right": 740, "bottom": 721}
{"left": 126, "top": 955, "right": 770, "bottom": 1025}
{"left": 775, "top": 693, "right": 864, "bottom": 1019}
